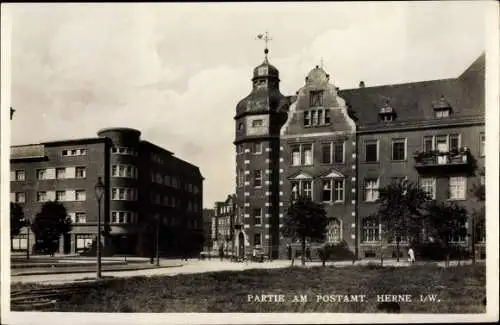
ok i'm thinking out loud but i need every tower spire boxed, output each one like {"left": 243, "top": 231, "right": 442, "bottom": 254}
{"left": 256, "top": 31, "right": 272, "bottom": 62}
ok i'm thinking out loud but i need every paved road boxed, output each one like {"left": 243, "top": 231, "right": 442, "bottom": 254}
{"left": 10, "top": 258, "right": 481, "bottom": 285}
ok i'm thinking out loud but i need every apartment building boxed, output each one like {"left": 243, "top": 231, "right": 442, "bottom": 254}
{"left": 10, "top": 127, "right": 204, "bottom": 256}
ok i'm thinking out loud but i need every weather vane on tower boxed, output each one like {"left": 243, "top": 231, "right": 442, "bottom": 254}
{"left": 256, "top": 31, "right": 272, "bottom": 62}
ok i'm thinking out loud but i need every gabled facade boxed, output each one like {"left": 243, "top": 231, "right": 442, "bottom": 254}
{"left": 279, "top": 66, "right": 357, "bottom": 258}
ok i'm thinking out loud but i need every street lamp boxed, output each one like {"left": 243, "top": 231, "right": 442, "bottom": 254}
{"left": 94, "top": 177, "right": 105, "bottom": 279}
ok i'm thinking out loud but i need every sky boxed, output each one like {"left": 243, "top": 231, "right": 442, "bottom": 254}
{"left": 6, "top": 2, "right": 487, "bottom": 208}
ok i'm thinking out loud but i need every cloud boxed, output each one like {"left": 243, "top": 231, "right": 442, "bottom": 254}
{"left": 8, "top": 3, "right": 486, "bottom": 207}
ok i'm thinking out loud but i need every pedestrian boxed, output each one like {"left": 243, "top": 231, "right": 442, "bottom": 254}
{"left": 408, "top": 247, "right": 415, "bottom": 264}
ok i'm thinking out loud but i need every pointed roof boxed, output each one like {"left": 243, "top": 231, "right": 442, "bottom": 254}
{"left": 288, "top": 171, "right": 314, "bottom": 180}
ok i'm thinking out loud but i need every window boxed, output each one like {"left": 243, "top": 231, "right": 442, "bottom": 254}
{"left": 75, "top": 212, "right": 86, "bottom": 223}
{"left": 253, "top": 233, "right": 262, "bottom": 246}
{"left": 322, "top": 179, "right": 344, "bottom": 202}
{"left": 449, "top": 134, "right": 460, "bottom": 152}
{"left": 111, "top": 188, "right": 137, "bottom": 201}
{"left": 291, "top": 146, "right": 301, "bottom": 166}
{"left": 257, "top": 66, "right": 268, "bottom": 76}
{"left": 302, "top": 181, "right": 312, "bottom": 199}
{"left": 449, "top": 177, "right": 466, "bottom": 200}
{"left": 238, "top": 123, "right": 244, "bottom": 131}
{"left": 333, "top": 142, "right": 344, "bottom": 163}
{"left": 37, "top": 169, "right": 47, "bottom": 180}
{"left": 365, "top": 140, "right": 378, "bottom": 162}
{"left": 322, "top": 180, "right": 332, "bottom": 201}
{"left": 56, "top": 168, "right": 66, "bottom": 179}
{"left": 11, "top": 236, "right": 28, "bottom": 251}
{"left": 255, "top": 79, "right": 267, "bottom": 89}
{"left": 15, "top": 170, "right": 25, "bottom": 181}
{"left": 326, "top": 219, "right": 341, "bottom": 244}
{"left": 75, "top": 167, "right": 86, "bottom": 179}
{"left": 303, "top": 144, "right": 313, "bottom": 165}
{"left": 75, "top": 190, "right": 86, "bottom": 201}
{"left": 304, "top": 111, "right": 311, "bottom": 126}
{"left": 14, "top": 192, "right": 26, "bottom": 203}
{"left": 253, "top": 208, "right": 262, "bottom": 226}
{"left": 364, "top": 178, "right": 379, "bottom": 202}
{"left": 111, "top": 211, "right": 134, "bottom": 224}
{"left": 112, "top": 147, "right": 137, "bottom": 156}
{"left": 62, "top": 149, "right": 87, "bottom": 156}
{"left": 424, "top": 136, "right": 434, "bottom": 152}
{"left": 321, "top": 144, "right": 331, "bottom": 164}
{"left": 253, "top": 142, "right": 262, "bottom": 154}
{"left": 252, "top": 119, "right": 263, "bottom": 127}
{"left": 75, "top": 234, "right": 93, "bottom": 251}
{"left": 334, "top": 179, "right": 345, "bottom": 202}
{"left": 56, "top": 191, "right": 66, "bottom": 202}
{"left": 304, "top": 108, "right": 330, "bottom": 127}
{"left": 362, "top": 218, "right": 380, "bottom": 242}
{"left": 312, "top": 110, "right": 318, "bottom": 125}
{"left": 420, "top": 177, "right": 436, "bottom": 200}
{"left": 435, "top": 135, "right": 448, "bottom": 153}
{"left": 36, "top": 191, "right": 47, "bottom": 202}
{"left": 436, "top": 110, "right": 449, "bottom": 118}
{"left": 309, "top": 90, "right": 324, "bottom": 107}
{"left": 480, "top": 133, "right": 485, "bottom": 157}
{"left": 253, "top": 170, "right": 262, "bottom": 187}
{"left": 291, "top": 180, "right": 313, "bottom": 200}
{"left": 291, "top": 182, "right": 299, "bottom": 201}
{"left": 165, "top": 175, "right": 171, "bottom": 186}
{"left": 392, "top": 139, "right": 406, "bottom": 161}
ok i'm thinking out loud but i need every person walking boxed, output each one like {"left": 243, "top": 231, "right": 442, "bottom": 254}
{"left": 408, "top": 247, "right": 415, "bottom": 264}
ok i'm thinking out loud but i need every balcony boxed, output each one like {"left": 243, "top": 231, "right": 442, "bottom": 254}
{"left": 414, "top": 148, "right": 473, "bottom": 172}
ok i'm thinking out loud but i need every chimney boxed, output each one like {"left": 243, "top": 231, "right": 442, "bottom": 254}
{"left": 359, "top": 81, "right": 365, "bottom": 88}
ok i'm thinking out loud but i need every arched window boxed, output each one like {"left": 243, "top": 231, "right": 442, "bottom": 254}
{"left": 326, "top": 219, "right": 342, "bottom": 244}
{"left": 362, "top": 217, "right": 379, "bottom": 243}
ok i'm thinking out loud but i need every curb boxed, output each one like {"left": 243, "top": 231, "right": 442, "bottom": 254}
{"left": 11, "top": 264, "right": 184, "bottom": 277}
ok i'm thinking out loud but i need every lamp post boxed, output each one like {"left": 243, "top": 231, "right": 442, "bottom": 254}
{"left": 94, "top": 177, "right": 105, "bottom": 279}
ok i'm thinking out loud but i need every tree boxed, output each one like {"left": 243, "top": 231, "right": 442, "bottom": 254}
{"left": 31, "top": 201, "right": 72, "bottom": 256}
{"left": 374, "top": 179, "right": 429, "bottom": 261}
{"left": 282, "top": 196, "right": 328, "bottom": 266}
{"left": 426, "top": 202, "right": 468, "bottom": 267}
{"left": 11, "top": 202, "right": 26, "bottom": 238}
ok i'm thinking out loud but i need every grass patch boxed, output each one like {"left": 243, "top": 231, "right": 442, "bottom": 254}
{"left": 13, "top": 264, "right": 486, "bottom": 313}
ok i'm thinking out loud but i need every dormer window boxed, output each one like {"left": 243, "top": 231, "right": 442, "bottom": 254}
{"left": 309, "top": 90, "right": 324, "bottom": 107}
{"left": 378, "top": 101, "right": 397, "bottom": 122}
{"left": 433, "top": 95, "right": 452, "bottom": 118}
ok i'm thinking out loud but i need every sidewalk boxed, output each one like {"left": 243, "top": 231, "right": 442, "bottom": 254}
{"left": 10, "top": 258, "right": 484, "bottom": 285}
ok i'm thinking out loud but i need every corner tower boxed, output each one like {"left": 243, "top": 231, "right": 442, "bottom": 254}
{"left": 234, "top": 46, "right": 291, "bottom": 260}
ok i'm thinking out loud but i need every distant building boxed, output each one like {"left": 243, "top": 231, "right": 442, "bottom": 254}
{"left": 202, "top": 208, "right": 214, "bottom": 250}
{"left": 212, "top": 195, "right": 236, "bottom": 254}
{"left": 234, "top": 50, "right": 485, "bottom": 259}
{"left": 10, "top": 127, "right": 204, "bottom": 256}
